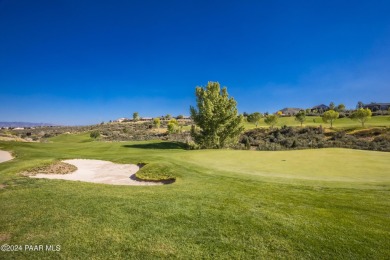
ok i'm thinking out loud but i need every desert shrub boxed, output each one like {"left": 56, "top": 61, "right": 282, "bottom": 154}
{"left": 239, "top": 126, "right": 390, "bottom": 152}
{"left": 90, "top": 131, "right": 100, "bottom": 139}
{"left": 186, "top": 140, "right": 200, "bottom": 150}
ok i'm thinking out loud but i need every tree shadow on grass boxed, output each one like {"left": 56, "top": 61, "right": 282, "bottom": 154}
{"left": 122, "top": 142, "right": 187, "bottom": 150}
{"left": 129, "top": 173, "right": 175, "bottom": 184}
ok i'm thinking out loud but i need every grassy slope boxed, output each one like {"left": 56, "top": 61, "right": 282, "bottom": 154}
{"left": 244, "top": 115, "right": 390, "bottom": 129}
{"left": 0, "top": 135, "right": 389, "bottom": 259}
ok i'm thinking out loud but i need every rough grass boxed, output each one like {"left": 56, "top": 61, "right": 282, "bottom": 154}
{"left": 0, "top": 135, "right": 389, "bottom": 259}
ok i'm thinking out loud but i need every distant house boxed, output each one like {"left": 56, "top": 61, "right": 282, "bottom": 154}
{"left": 115, "top": 118, "right": 128, "bottom": 123}
{"left": 311, "top": 104, "right": 329, "bottom": 112}
{"left": 140, "top": 117, "right": 153, "bottom": 121}
{"left": 363, "top": 102, "right": 390, "bottom": 111}
{"left": 279, "top": 108, "right": 303, "bottom": 116}
{"left": 177, "top": 116, "right": 192, "bottom": 121}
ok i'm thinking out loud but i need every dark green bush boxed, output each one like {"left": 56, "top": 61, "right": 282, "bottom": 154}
{"left": 90, "top": 131, "right": 100, "bottom": 139}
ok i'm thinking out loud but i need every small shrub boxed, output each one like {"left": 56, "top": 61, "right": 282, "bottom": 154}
{"left": 135, "top": 162, "right": 176, "bottom": 182}
{"left": 90, "top": 131, "right": 100, "bottom": 139}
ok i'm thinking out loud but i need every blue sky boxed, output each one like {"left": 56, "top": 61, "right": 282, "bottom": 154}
{"left": 1, "top": 0, "right": 389, "bottom": 125}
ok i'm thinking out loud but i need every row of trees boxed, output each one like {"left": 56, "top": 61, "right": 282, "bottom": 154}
{"left": 131, "top": 112, "right": 186, "bottom": 122}
{"left": 247, "top": 108, "right": 373, "bottom": 128}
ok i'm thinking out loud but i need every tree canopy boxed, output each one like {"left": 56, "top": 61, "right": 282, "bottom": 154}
{"left": 264, "top": 114, "right": 279, "bottom": 128}
{"left": 350, "top": 108, "right": 372, "bottom": 127}
{"left": 133, "top": 112, "right": 140, "bottom": 122}
{"left": 190, "top": 82, "right": 244, "bottom": 148}
{"left": 295, "top": 110, "right": 306, "bottom": 126}
{"left": 322, "top": 110, "right": 339, "bottom": 128}
{"left": 167, "top": 119, "right": 179, "bottom": 134}
{"left": 153, "top": 117, "right": 161, "bottom": 128}
{"left": 247, "top": 112, "right": 263, "bottom": 127}
{"left": 337, "top": 103, "right": 346, "bottom": 112}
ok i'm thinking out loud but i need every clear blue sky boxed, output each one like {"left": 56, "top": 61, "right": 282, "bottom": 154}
{"left": 1, "top": 0, "right": 389, "bottom": 125}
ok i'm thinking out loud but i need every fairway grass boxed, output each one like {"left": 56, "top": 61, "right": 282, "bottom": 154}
{"left": 0, "top": 136, "right": 389, "bottom": 259}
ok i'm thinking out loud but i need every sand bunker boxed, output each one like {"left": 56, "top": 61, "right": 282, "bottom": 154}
{"left": 0, "top": 150, "right": 13, "bottom": 163}
{"left": 31, "top": 159, "right": 162, "bottom": 186}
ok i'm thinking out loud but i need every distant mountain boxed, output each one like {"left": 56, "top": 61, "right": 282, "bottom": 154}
{"left": 0, "top": 122, "right": 58, "bottom": 128}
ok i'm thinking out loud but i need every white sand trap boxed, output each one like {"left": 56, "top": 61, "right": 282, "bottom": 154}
{"left": 0, "top": 150, "right": 13, "bottom": 163}
{"left": 31, "top": 159, "right": 162, "bottom": 186}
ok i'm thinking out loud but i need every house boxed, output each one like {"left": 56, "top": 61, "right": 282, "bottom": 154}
{"left": 363, "top": 102, "right": 390, "bottom": 111}
{"left": 311, "top": 104, "right": 329, "bottom": 112}
{"left": 177, "top": 116, "right": 192, "bottom": 121}
{"left": 140, "top": 117, "right": 153, "bottom": 121}
{"left": 115, "top": 118, "right": 128, "bottom": 123}
{"left": 279, "top": 108, "right": 303, "bottom": 116}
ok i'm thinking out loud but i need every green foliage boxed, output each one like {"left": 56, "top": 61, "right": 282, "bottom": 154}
{"left": 295, "top": 110, "right": 306, "bottom": 126}
{"left": 247, "top": 112, "right": 263, "bottom": 127}
{"left": 133, "top": 112, "right": 140, "bottom": 122}
{"left": 241, "top": 126, "right": 390, "bottom": 152}
{"left": 350, "top": 108, "right": 372, "bottom": 127}
{"left": 90, "top": 130, "right": 100, "bottom": 139}
{"left": 190, "top": 81, "right": 244, "bottom": 148}
{"left": 264, "top": 114, "right": 279, "bottom": 128}
{"left": 322, "top": 110, "right": 339, "bottom": 128}
{"left": 153, "top": 118, "right": 161, "bottom": 128}
{"left": 337, "top": 103, "right": 346, "bottom": 112}
{"left": 167, "top": 119, "right": 179, "bottom": 134}
{"left": 135, "top": 162, "right": 176, "bottom": 181}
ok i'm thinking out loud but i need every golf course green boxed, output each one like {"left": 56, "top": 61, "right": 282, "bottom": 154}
{"left": 0, "top": 133, "right": 389, "bottom": 259}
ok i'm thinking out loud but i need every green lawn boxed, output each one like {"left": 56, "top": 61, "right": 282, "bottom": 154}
{"left": 1, "top": 135, "right": 389, "bottom": 259}
{"left": 244, "top": 115, "right": 390, "bottom": 129}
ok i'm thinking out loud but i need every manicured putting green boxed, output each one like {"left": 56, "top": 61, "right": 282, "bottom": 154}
{"left": 178, "top": 148, "right": 390, "bottom": 183}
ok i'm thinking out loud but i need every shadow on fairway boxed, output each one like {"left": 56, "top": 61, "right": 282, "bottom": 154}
{"left": 122, "top": 142, "right": 187, "bottom": 150}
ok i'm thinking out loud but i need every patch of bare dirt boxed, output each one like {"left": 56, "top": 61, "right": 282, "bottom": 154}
{"left": 0, "top": 233, "right": 11, "bottom": 242}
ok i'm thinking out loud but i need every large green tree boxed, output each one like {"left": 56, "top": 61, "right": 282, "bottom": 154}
{"left": 190, "top": 82, "right": 244, "bottom": 148}
{"left": 350, "top": 108, "right": 372, "bottom": 127}
{"left": 247, "top": 112, "right": 263, "bottom": 127}
{"left": 322, "top": 110, "right": 339, "bottom": 128}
